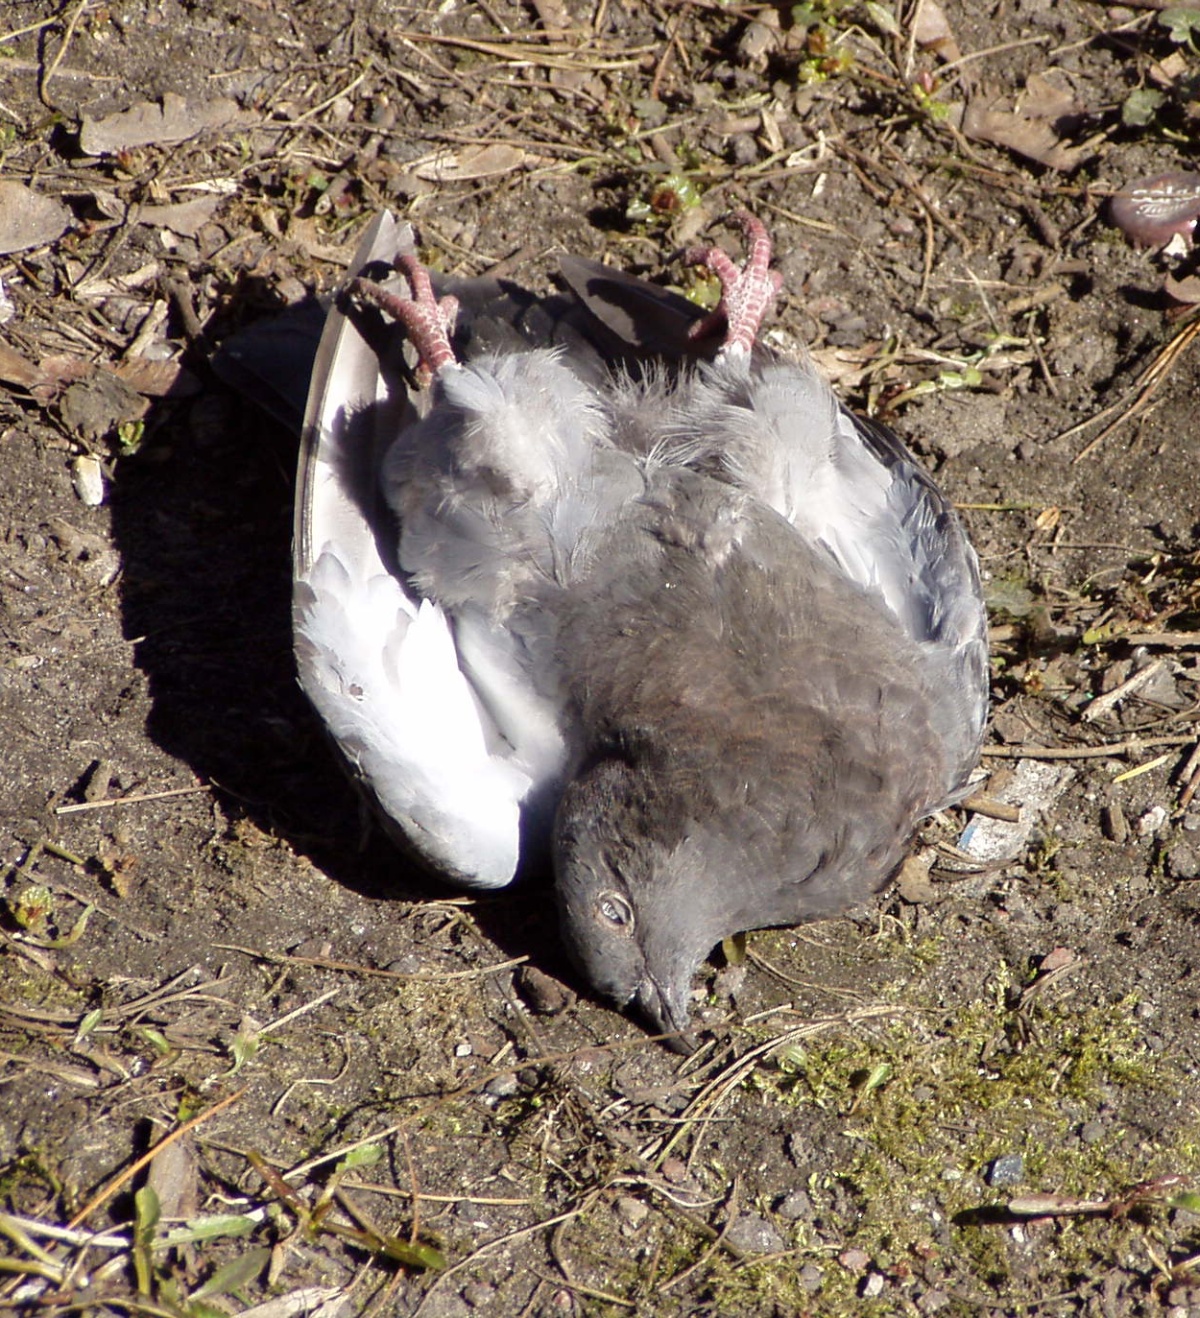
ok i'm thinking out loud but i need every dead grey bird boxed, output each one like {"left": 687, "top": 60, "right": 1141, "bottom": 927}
{"left": 292, "top": 212, "right": 988, "bottom": 1046}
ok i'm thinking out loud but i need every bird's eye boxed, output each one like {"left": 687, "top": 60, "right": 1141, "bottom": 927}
{"left": 596, "top": 891, "right": 634, "bottom": 934}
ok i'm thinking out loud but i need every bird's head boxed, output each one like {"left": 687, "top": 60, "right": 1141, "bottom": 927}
{"left": 553, "top": 757, "right": 727, "bottom": 1051}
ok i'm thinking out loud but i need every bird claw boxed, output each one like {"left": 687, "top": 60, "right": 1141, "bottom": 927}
{"left": 685, "top": 212, "right": 782, "bottom": 358}
{"left": 348, "top": 252, "right": 459, "bottom": 382}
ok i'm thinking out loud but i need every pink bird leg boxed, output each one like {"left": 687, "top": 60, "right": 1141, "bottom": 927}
{"left": 349, "top": 252, "right": 460, "bottom": 381}
{"left": 684, "top": 212, "right": 784, "bottom": 357}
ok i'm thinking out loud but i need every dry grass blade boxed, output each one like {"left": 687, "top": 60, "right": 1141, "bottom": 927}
{"left": 648, "top": 1006, "right": 910, "bottom": 1167}
{"left": 66, "top": 1089, "right": 247, "bottom": 1230}
{"left": 1069, "top": 315, "right": 1200, "bottom": 462}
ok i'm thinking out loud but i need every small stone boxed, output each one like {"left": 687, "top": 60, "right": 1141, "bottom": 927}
{"left": 861, "top": 1272, "right": 885, "bottom": 1299}
{"left": 660, "top": 1157, "right": 689, "bottom": 1184}
{"left": 615, "top": 1195, "right": 649, "bottom": 1230}
{"left": 896, "top": 852, "right": 936, "bottom": 904}
{"left": 839, "top": 1247, "right": 871, "bottom": 1273}
{"left": 1166, "top": 1283, "right": 1200, "bottom": 1309}
{"left": 1079, "top": 1120, "right": 1105, "bottom": 1145}
{"left": 1137, "top": 805, "right": 1168, "bottom": 837}
{"left": 484, "top": 1072, "right": 519, "bottom": 1098}
{"left": 414, "top": 1294, "right": 470, "bottom": 1318}
{"left": 798, "top": 1262, "right": 823, "bottom": 1293}
{"left": 712, "top": 962, "right": 747, "bottom": 1000}
{"left": 1107, "top": 801, "right": 1128, "bottom": 843}
{"left": 729, "top": 134, "right": 758, "bottom": 167}
{"left": 1166, "top": 839, "right": 1200, "bottom": 879}
{"left": 461, "top": 1281, "right": 495, "bottom": 1308}
{"left": 293, "top": 938, "right": 335, "bottom": 959}
{"left": 785, "top": 1132, "right": 807, "bottom": 1165}
{"left": 724, "top": 1213, "right": 785, "bottom": 1255}
{"left": 60, "top": 371, "right": 145, "bottom": 441}
{"left": 776, "top": 1189, "right": 815, "bottom": 1221}
{"left": 986, "top": 1154, "right": 1025, "bottom": 1187}
{"left": 918, "top": 1290, "right": 951, "bottom": 1314}
{"left": 516, "top": 966, "right": 574, "bottom": 1015}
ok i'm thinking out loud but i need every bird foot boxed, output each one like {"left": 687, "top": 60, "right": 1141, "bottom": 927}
{"left": 684, "top": 212, "right": 782, "bottom": 358}
{"left": 348, "top": 253, "right": 459, "bottom": 382}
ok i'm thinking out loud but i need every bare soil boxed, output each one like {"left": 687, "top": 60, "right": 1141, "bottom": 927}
{"left": 1, "top": 2, "right": 1199, "bottom": 1316}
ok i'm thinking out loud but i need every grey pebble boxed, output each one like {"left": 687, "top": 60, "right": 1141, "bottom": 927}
{"left": 724, "top": 1213, "right": 786, "bottom": 1255}
{"left": 986, "top": 1154, "right": 1025, "bottom": 1187}
{"left": 483, "top": 1072, "right": 520, "bottom": 1098}
{"left": 776, "top": 1189, "right": 815, "bottom": 1221}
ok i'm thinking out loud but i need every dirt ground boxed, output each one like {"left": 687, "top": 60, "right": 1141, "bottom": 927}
{"left": 2, "top": 1, "right": 1200, "bottom": 1315}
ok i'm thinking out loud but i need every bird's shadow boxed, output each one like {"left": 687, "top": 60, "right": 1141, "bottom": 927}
{"left": 107, "top": 305, "right": 559, "bottom": 975}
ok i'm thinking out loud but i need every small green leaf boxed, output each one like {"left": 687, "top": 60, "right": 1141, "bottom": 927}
{"left": 76, "top": 1009, "right": 104, "bottom": 1040}
{"left": 190, "top": 1246, "right": 270, "bottom": 1300}
{"left": 159, "top": 1211, "right": 262, "bottom": 1248}
{"left": 721, "top": 932, "right": 748, "bottom": 966}
{"left": 377, "top": 1237, "right": 447, "bottom": 1270}
{"left": 1158, "top": 7, "right": 1200, "bottom": 44}
{"left": 1122, "top": 88, "right": 1166, "bottom": 127}
{"left": 135, "top": 1185, "right": 161, "bottom": 1234}
{"left": 228, "top": 1027, "right": 261, "bottom": 1075}
{"left": 860, "top": 1062, "right": 891, "bottom": 1096}
{"left": 334, "top": 1144, "right": 384, "bottom": 1175}
{"left": 138, "top": 1027, "right": 173, "bottom": 1056}
{"left": 116, "top": 419, "right": 145, "bottom": 454}
{"left": 864, "top": 1, "right": 900, "bottom": 36}
{"left": 10, "top": 884, "right": 54, "bottom": 933}
{"left": 133, "top": 1186, "right": 160, "bottom": 1296}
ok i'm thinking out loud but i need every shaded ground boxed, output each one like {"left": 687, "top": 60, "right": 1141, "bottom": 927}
{"left": 1, "top": 2, "right": 1199, "bottom": 1315}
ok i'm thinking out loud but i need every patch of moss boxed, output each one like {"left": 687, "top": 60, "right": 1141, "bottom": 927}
{"left": 733, "top": 968, "right": 1199, "bottom": 1307}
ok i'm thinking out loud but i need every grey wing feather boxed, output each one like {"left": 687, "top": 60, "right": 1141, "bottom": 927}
{"left": 561, "top": 267, "right": 989, "bottom": 811}
{"left": 293, "top": 213, "right": 536, "bottom": 888}
{"left": 674, "top": 359, "right": 988, "bottom": 804}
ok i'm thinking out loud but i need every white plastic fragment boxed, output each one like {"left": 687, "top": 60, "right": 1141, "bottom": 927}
{"left": 71, "top": 454, "right": 106, "bottom": 506}
{"left": 958, "top": 759, "right": 1075, "bottom": 862}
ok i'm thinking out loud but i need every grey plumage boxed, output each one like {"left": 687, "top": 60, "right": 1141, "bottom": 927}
{"left": 291, "top": 212, "right": 988, "bottom": 1045}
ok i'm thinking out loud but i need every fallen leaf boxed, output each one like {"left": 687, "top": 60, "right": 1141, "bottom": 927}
{"left": 30, "top": 352, "right": 95, "bottom": 399}
{"left": 0, "top": 342, "right": 197, "bottom": 403}
{"left": 1018, "top": 71, "right": 1078, "bottom": 120}
{"left": 963, "top": 74, "right": 1100, "bottom": 171}
{"left": 0, "top": 182, "right": 70, "bottom": 254}
{"left": 912, "top": 0, "right": 962, "bottom": 64}
{"left": 138, "top": 194, "right": 224, "bottom": 237}
{"left": 113, "top": 358, "right": 200, "bottom": 398}
{"left": 413, "top": 143, "right": 533, "bottom": 182}
{"left": 1164, "top": 270, "right": 1200, "bottom": 304}
{"left": 0, "top": 341, "right": 43, "bottom": 389}
{"left": 80, "top": 92, "right": 253, "bottom": 155}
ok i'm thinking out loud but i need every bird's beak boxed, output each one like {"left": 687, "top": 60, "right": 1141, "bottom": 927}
{"left": 635, "top": 975, "right": 698, "bottom": 1054}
